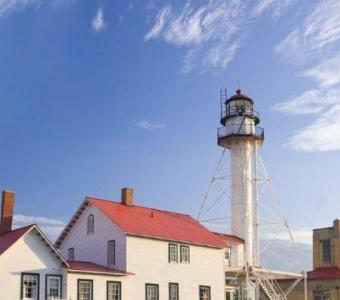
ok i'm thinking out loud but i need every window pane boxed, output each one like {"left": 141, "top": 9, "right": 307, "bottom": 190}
{"left": 180, "top": 246, "right": 190, "bottom": 263}
{"left": 108, "top": 282, "right": 121, "bottom": 300}
{"left": 87, "top": 214, "right": 94, "bottom": 235}
{"left": 108, "top": 241, "right": 116, "bottom": 266}
{"left": 322, "top": 239, "right": 331, "bottom": 263}
{"left": 47, "top": 276, "right": 61, "bottom": 298}
{"left": 68, "top": 248, "right": 74, "bottom": 261}
{"left": 169, "top": 283, "right": 179, "bottom": 300}
{"left": 169, "top": 244, "right": 178, "bottom": 263}
{"left": 200, "top": 286, "right": 210, "bottom": 300}
{"left": 146, "top": 284, "right": 158, "bottom": 300}
{"left": 22, "top": 274, "right": 39, "bottom": 300}
{"left": 78, "top": 281, "right": 92, "bottom": 300}
{"left": 314, "top": 290, "right": 331, "bottom": 300}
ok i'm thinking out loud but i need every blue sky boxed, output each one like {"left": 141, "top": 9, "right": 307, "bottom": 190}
{"left": 0, "top": 0, "right": 340, "bottom": 267}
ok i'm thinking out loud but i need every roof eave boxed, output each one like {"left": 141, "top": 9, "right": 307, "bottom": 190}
{"left": 67, "top": 269, "right": 134, "bottom": 276}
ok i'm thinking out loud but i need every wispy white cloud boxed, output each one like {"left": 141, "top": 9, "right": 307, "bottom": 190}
{"left": 144, "top": 5, "right": 171, "bottom": 41}
{"left": 266, "top": 229, "right": 312, "bottom": 245}
{"left": 275, "top": 0, "right": 340, "bottom": 64}
{"left": 287, "top": 104, "right": 340, "bottom": 152}
{"left": 273, "top": 88, "right": 340, "bottom": 115}
{"left": 274, "top": 87, "right": 340, "bottom": 152}
{"left": 274, "top": 0, "right": 340, "bottom": 152}
{"left": 252, "top": 0, "right": 295, "bottom": 20}
{"left": 133, "top": 119, "right": 167, "bottom": 130}
{"left": 300, "top": 53, "right": 340, "bottom": 88}
{"left": 145, "top": 0, "right": 297, "bottom": 72}
{"left": 145, "top": 0, "right": 246, "bottom": 72}
{"left": 0, "top": 0, "right": 41, "bottom": 17}
{"left": 13, "top": 214, "right": 65, "bottom": 241}
{"left": 92, "top": 7, "right": 106, "bottom": 33}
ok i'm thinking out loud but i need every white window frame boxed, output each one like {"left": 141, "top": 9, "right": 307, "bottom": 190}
{"left": 21, "top": 273, "right": 39, "bottom": 300}
{"left": 169, "top": 283, "right": 179, "bottom": 300}
{"left": 169, "top": 244, "right": 178, "bottom": 263}
{"left": 78, "top": 279, "right": 93, "bottom": 300}
{"left": 46, "top": 275, "right": 62, "bottom": 300}
{"left": 199, "top": 285, "right": 211, "bottom": 300}
{"left": 107, "top": 281, "right": 121, "bottom": 300}
{"left": 146, "top": 284, "right": 159, "bottom": 300}
{"left": 180, "top": 245, "right": 190, "bottom": 263}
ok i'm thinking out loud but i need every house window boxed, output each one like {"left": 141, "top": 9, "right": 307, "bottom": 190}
{"left": 146, "top": 284, "right": 159, "bottom": 300}
{"left": 322, "top": 239, "right": 331, "bottom": 263}
{"left": 78, "top": 280, "right": 93, "bottom": 300}
{"left": 169, "top": 283, "right": 179, "bottom": 300}
{"left": 225, "top": 249, "right": 231, "bottom": 259}
{"left": 108, "top": 240, "right": 116, "bottom": 266}
{"left": 169, "top": 244, "right": 178, "bottom": 263}
{"left": 21, "top": 273, "right": 39, "bottom": 300}
{"left": 68, "top": 248, "right": 75, "bottom": 261}
{"left": 46, "top": 275, "right": 62, "bottom": 299}
{"left": 180, "top": 245, "right": 190, "bottom": 263}
{"left": 87, "top": 214, "right": 94, "bottom": 235}
{"left": 199, "top": 285, "right": 211, "bottom": 300}
{"left": 107, "top": 281, "right": 121, "bottom": 300}
{"left": 314, "top": 290, "right": 330, "bottom": 300}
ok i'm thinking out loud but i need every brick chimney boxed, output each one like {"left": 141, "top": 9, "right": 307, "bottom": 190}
{"left": 0, "top": 190, "right": 15, "bottom": 235}
{"left": 121, "top": 188, "right": 134, "bottom": 206}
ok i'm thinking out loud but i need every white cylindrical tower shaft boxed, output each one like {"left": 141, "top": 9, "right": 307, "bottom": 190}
{"left": 230, "top": 139, "right": 254, "bottom": 265}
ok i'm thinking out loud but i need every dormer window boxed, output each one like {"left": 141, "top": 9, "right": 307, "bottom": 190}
{"left": 87, "top": 214, "right": 94, "bottom": 235}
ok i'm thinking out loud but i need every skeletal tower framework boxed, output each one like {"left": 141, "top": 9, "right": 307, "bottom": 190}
{"left": 198, "top": 88, "right": 307, "bottom": 300}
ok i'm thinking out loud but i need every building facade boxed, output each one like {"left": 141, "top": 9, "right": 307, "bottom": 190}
{"left": 55, "top": 188, "right": 228, "bottom": 300}
{"left": 0, "top": 191, "right": 69, "bottom": 300}
{"left": 280, "top": 220, "right": 340, "bottom": 300}
{"left": 0, "top": 187, "right": 246, "bottom": 300}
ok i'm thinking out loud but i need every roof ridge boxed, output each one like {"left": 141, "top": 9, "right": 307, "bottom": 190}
{"left": 0, "top": 224, "right": 35, "bottom": 237}
{"left": 87, "top": 197, "right": 192, "bottom": 217}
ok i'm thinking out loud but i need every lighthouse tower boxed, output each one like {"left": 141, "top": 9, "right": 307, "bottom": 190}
{"left": 218, "top": 89, "right": 264, "bottom": 268}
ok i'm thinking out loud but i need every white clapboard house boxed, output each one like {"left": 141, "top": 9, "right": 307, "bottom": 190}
{"left": 55, "top": 188, "right": 228, "bottom": 300}
{"left": 0, "top": 188, "right": 245, "bottom": 300}
{"left": 0, "top": 190, "right": 68, "bottom": 300}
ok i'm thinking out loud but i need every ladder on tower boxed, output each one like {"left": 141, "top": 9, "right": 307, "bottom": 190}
{"left": 220, "top": 88, "right": 227, "bottom": 120}
{"left": 257, "top": 273, "right": 287, "bottom": 300}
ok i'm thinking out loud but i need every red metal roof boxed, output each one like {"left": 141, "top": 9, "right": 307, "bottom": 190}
{"left": 88, "top": 198, "right": 226, "bottom": 249}
{"left": 307, "top": 267, "right": 340, "bottom": 280}
{"left": 0, "top": 225, "right": 34, "bottom": 256}
{"left": 68, "top": 261, "right": 132, "bottom": 276}
{"left": 212, "top": 232, "right": 244, "bottom": 245}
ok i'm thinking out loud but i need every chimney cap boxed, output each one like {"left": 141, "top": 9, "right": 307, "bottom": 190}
{"left": 2, "top": 190, "right": 15, "bottom": 194}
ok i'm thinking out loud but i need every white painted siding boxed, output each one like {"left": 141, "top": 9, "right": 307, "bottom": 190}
{"left": 124, "top": 235, "right": 226, "bottom": 300}
{"left": 66, "top": 272, "right": 129, "bottom": 300}
{"left": 0, "top": 229, "right": 65, "bottom": 300}
{"left": 58, "top": 204, "right": 227, "bottom": 299}
{"left": 231, "top": 243, "right": 244, "bottom": 267}
{"left": 59, "top": 204, "right": 127, "bottom": 271}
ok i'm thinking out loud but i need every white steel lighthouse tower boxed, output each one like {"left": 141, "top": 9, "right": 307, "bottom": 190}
{"left": 214, "top": 89, "right": 305, "bottom": 300}
{"left": 218, "top": 89, "right": 264, "bottom": 270}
